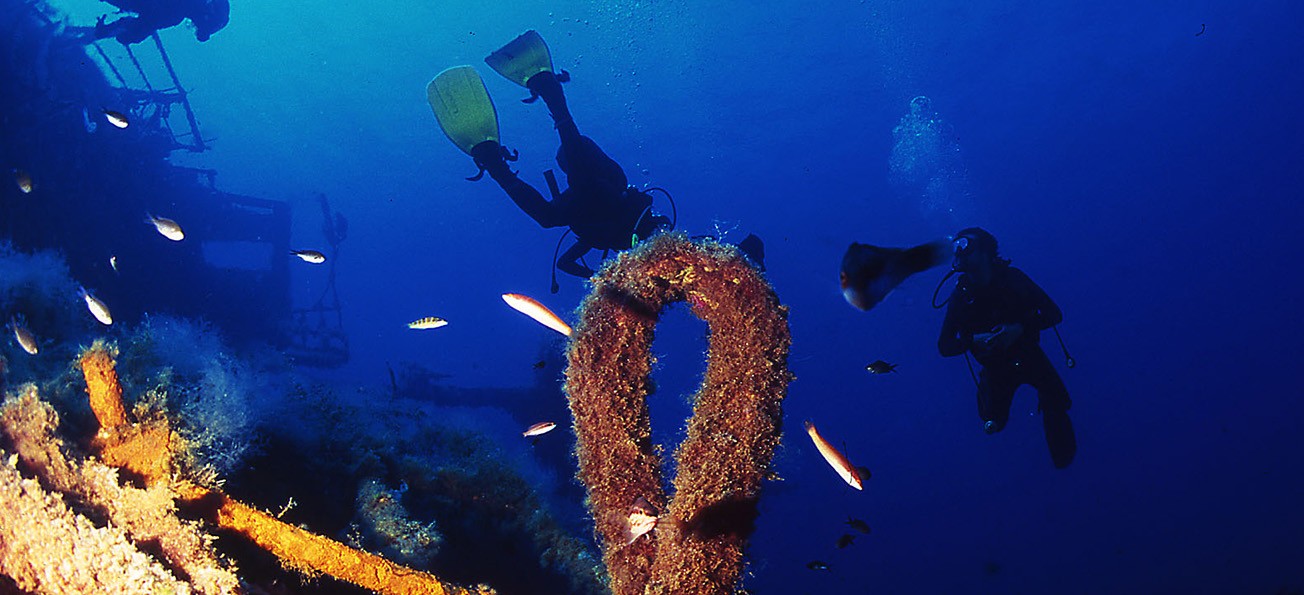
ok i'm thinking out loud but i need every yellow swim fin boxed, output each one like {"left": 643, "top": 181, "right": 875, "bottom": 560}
{"left": 484, "top": 30, "right": 554, "bottom": 88}
{"left": 427, "top": 66, "right": 499, "bottom": 155}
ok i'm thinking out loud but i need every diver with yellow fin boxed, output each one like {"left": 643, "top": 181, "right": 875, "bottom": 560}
{"left": 428, "top": 31, "right": 674, "bottom": 290}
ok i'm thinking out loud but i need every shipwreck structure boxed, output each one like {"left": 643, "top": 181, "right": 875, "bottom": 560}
{"left": 0, "top": 0, "right": 345, "bottom": 367}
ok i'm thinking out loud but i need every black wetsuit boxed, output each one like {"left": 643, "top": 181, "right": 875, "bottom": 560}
{"left": 938, "top": 263, "right": 1076, "bottom": 467}
{"left": 477, "top": 73, "right": 658, "bottom": 278}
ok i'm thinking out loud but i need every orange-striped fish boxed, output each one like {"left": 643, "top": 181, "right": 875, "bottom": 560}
{"left": 522, "top": 421, "right": 557, "bottom": 437}
{"left": 805, "top": 421, "right": 863, "bottom": 490}
{"left": 501, "top": 293, "right": 572, "bottom": 336}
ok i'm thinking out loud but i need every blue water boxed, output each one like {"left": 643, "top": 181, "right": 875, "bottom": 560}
{"left": 25, "top": 0, "right": 1304, "bottom": 592}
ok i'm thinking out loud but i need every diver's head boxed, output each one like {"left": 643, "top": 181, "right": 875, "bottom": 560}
{"left": 951, "top": 227, "right": 1000, "bottom": 275}
{"left": 192, "top": 0, "right": 230, "bottom": 41}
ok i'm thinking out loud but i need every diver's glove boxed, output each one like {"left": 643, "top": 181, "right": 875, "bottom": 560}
{"left": 524, "top": 71, "right": 575, "bottom": 127}
{"left": 524, "top": 70, "right": 571, "bottom": 104}
{"left": 468, "top": 140, "right": 518, "bottom": 182}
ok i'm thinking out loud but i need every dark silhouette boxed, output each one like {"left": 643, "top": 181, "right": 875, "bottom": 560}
{"left": 470, "top": 70, "right": 671, "bottom": 280}
{"left": 91, "top": 0, "right": 230, "bottom": 45}
{"left": 937, "top": 227, "right": 1076, "bottom": 468}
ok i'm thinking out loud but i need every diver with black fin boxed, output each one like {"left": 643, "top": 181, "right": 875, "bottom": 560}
{"left": 427, "top": 31, "right": 674, "bottom": 290}
{"left": 936, "top": 228, "right": 1076, "bottom": 468}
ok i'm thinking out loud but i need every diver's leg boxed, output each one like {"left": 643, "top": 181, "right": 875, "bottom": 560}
{"left": 1026, "top": 348, "right": 1071, "bottom": 414}
{"left": 471, "top": 142, "right": 567, "bottom": 229}
{"left": 526, "top": 71, "right": 579, "bottom": 142}
{"left": 557, "top": 240, "right": 596, "bottom": 278}
{"left": 524, "top": 71, "right": 628, "bottom": 191}
{"left": 1025, "top": 348, "right": 1076, "bottom": 468}
{"left": 976, "top": 367, "right": 1016, "bottom": 434}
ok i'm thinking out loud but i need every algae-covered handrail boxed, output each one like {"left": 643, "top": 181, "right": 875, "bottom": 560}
{"left": 175, "top": 482, "right": 484, "bottom": 595}
{"left": 564, "top": 234, "right": 792, "bottom": 594}
{"left": 76, "top": 342, "right": 491, "bottom": 595}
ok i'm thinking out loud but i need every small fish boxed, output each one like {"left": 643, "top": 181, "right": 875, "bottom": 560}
{"left": 79, "top": 287, "right": 113, "bottom": 325}
{"left": 109, "top": 255, "right": 118, "bottom": 273}
{"left": 865, "top": 360, "right": 897, "bottom": 374}
{"left": 625, "top": 496, "right": 660, "bottom": 544}
{"left": 103, "top": 109, "right": 129, "bottom": 129}
{"left": 146, "top": 214, "right": 184, "bottom": 241}
{"left": 502, "top": 293, "right": 572, "bottom": 337}
{"left": 805, "top": 421, "right": 864, "bottom": 491}
{"left": 806, "top": 560, "right": 830, "bottom": 571}
{"left": 13, "top": 169, "right": 32, "bottom": 194}
{"left": 531, "top": 359, "right": 547, "bottom": 369}
{"left": 845, "top": 517, "right": 871, "bottom": 534}
{"left": 10, "top": 316, "right": 38, "bottom": 355}
{"left": 407, "top": 317, "right": 448, "bottom": 330}
{"left": 290, "top": 249, "right": 326, "bottom": 264}
{"left": 522, "top": 421, "right": 557, "bottom": 437}
{"left": 836, "top": 533, "right": 856, "bottom": 549}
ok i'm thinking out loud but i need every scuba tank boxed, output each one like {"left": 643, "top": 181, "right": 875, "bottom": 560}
{"left": 546, "top": 172, "right": 677, "bottom": 293}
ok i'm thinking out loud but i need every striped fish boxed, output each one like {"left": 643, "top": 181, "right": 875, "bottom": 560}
{"left": 407, "top": 316, "right": 448, "bottom": 330}
{"left": 522, "top": 421, "right": 557, "bottom": 437}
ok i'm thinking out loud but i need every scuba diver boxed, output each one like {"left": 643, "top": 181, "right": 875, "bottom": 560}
{"left": 936, "top": 227, "right": 1076, "bottom": 468}
{"left": 88, "top": 0, "right": 230, "bottom": 45}
{"left": 429, "top": 32, "right": 766, "bottom": 290}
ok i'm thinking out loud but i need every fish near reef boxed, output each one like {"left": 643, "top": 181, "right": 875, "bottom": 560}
{"left": 407, "top": 317, "right": 448, "bottom": 330}
{"left": 502, "top": 293, "right": 572, "bottom": 336}
{"left": 625, "top": 496, "right": 663, "bottom": 545}
{"left": 805, "top": 421, "right": 863, "bottom": 490}
{"left": 146, "top": 214, "right": 184, "bottom": 241}
{"left": 13, "top": 169, "right": 33, "bottom": 193}
{"left": 291, "top": 249, "right": 327, "bottom": 263}
{"left": 522, "top": 421, "right": 557, "bottom": 437}
{"left": 10, "top": 316, "right": 38, "bottom": 355}
{"left": 79, "top": 287, "right": 113, "bottom": 325}
{"left": 103, "top": 109, "right": 130, "bottom": 128}
{"left": 865, "top": 360, "right": 897, "bottom": 374}
{"left": 845, "top": 517, "right": 871, "bottom": 534}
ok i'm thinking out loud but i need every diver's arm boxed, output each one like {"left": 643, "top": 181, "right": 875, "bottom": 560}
{"left": 938, "top": 301, "right": 971, "bottom": 357}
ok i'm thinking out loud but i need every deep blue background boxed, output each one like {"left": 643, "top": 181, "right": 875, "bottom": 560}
{"left": 52, "top": 0, "right": 1304, "bottom": 592}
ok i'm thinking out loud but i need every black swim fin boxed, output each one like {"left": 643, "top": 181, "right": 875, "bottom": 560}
{"left": 1043, "top": 409, "right": 1077, "bottom": 469}
{"left": 839, "top": 239, "right": 948, "bottom": 311}
{"left": 736, "top": 233, "right": 766, "bottom": 271}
